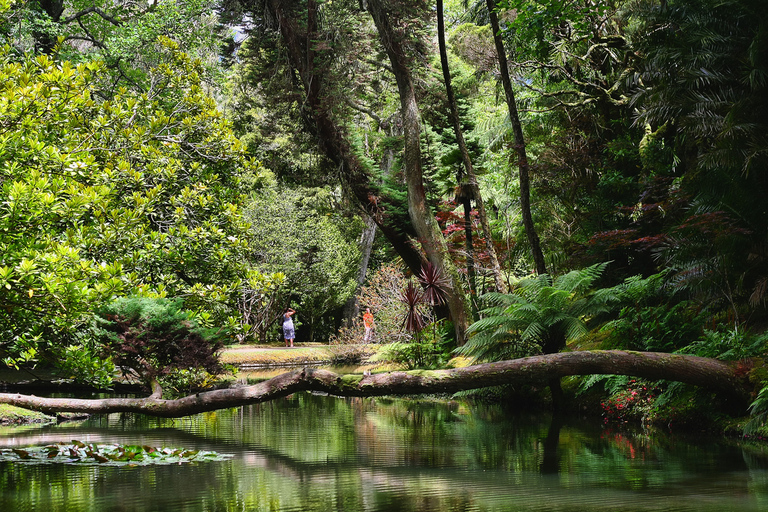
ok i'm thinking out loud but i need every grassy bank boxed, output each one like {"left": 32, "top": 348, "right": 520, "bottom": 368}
{"left": 0, "top": 404, "right": 54, "bottom": 426}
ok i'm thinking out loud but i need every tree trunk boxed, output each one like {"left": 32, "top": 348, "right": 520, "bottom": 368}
{"left": 265, "top": 0, "right": 424, "bottom": 276}
{"left": 486, "top": 0, "right": 547, "bottom": 276}
{"left": 342, "top": 212, "right": 377, "bottom": 327}
{"left": 463, "top": 197, "right": 478, "bottom": 313}
{"left": 367, "top": 0, "right": 471, "bottom": 343}
{"left": 0, "top": 351, "right": 747, "bottom": 418}
{"left": 437, "top": 0, "right": 507, "bottom": 294}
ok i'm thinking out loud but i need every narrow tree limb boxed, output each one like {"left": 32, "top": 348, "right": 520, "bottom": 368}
{"left": 61, "top": 7, "right": 122, "bottom": 26}
{"left": 0, "top": 351, "right": 747, "bottom": 418}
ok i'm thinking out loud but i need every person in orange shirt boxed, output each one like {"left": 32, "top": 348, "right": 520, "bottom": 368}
{"left": 362, "top": 307, "right": 374, "bottom": 342}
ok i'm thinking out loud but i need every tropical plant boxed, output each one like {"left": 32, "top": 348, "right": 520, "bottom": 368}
{"left": 632, "top": 0, "right": 768, "bottom": 320}
{"left": 400, "top": 281, "right": 427, "bottom": 334}
{"left": 458, "top": 262, "right": 620, "bottom": 362}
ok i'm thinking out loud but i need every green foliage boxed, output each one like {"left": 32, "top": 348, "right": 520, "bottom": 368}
{"left": 229, "top": 269, "right": 286, "bottom": 344}
{"left": 498, "top": 0, "right": 612, "bottom": 62}
{"left": 596, "top": 271, "right": 705, "bottom": 352}
{"left": 92, "top": 297, "right": 228, "bottom": 392}
{"left": 633, "top": 0, "right": 768, "bottom": 317}
{"left": 53, "top": 341, "right": 116, "bottom": 389}
{"left": 678, "top": 329, "right": 768, "bottom": 361}
{"left": 603, "top": 302, "right": 707, "bottom": 353}
{"left": 600, "top": 379, "right": 659, "bottom": 426}
{"left": 0, "top": 31, "right": 266, "bottom": 374}
{"left": 459, "top": 262, "right": 620, "bottom": 362}
{"left": 244, "top": 185, "right": 360, "bottom": 342}
{"left": 158, "top": 366, "right": 225, "bottom": 399}
{"left": 371, "top": 320, "right": 452, "bottom": 370}
{"left": 7, "top": 0, "right": 225, "bottom": 91}
{"left": 746, "top": 385, "right": 768, "bottom": 435}
{"left": 650, "top": 382, "right": 729, "bottom": 430}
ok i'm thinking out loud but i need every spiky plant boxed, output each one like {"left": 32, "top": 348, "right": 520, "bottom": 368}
{"left": 400, "top": 281, "right": 426, "bottom": 334}
{"left": 457, "top": 262, "right": 621, "bottom": 362}
{"left": 417, "top": 262, "right": 449, "bottom": 306}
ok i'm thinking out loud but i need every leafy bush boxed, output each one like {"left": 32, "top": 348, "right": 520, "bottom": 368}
{"left": 93, "top": 297, "right": 229, "bottom": 394}
{"left": 54, "top": 342, "right": 116, "bottom": 390}
{"left": 370, "top": 320, "right": 452, "bottom": 370}
{"left": 603, "top": 301, "right": 707, "bottom": 352}
{"left": 599, "top": 271, "right": 708, "bottom": 352}
{"left": 678, "top": 328, "right": 768, "bottom": 360}
{"left": 599, "top": 379, "right": 660, "bottom": 425}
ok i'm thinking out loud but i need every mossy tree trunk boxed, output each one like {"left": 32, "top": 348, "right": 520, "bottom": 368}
{"left": 0, "top": 351, "right": 748, "bottom": 418}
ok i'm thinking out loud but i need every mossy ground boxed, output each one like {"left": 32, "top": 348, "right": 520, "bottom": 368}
{"left": 0, "top": 404, "right": 54, "bottom": 426}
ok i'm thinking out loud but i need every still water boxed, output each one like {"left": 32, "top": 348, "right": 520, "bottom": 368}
{"left": 1, "top": 392, "right": 767, "bottom": 511}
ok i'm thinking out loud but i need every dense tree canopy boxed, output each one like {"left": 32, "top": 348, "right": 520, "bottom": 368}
{"left": 2, "top": 0, "right": 768, "bottom": 426}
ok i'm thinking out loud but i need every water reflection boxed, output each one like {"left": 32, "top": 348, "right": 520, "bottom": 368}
{"left": 1, "top": 393, "right": 767, "bottom": 511}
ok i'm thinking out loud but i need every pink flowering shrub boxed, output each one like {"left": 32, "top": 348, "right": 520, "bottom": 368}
{"left": 601, "top": 380, "right": 659, "bottom": 425}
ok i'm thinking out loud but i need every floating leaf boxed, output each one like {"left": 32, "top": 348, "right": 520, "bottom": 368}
{"left": 0, "top": 443, "right": 232, "bottom": 467}
{"left": 12, "top": 449, "right": 31, "bottom": 459}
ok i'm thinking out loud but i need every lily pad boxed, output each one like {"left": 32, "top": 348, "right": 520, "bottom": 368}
{"left": 0, "top": 441, "right": 232, "bottom": 466}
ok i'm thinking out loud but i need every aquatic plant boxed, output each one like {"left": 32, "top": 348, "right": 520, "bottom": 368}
{"left": 0, "top": 441, "right": 232, "bottom": 466}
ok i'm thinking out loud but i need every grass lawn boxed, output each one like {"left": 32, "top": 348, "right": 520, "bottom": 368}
{"left": 220, "top": 344, "right": 336, "bottom": 366}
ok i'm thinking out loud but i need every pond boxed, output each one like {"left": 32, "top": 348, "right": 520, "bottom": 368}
{"left": 1, "top": 392, "right": 767, "bottom": 511}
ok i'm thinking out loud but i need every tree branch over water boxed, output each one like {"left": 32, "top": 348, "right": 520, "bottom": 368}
{"left": 0, "top": 351, "right": 748, "bottom": 418}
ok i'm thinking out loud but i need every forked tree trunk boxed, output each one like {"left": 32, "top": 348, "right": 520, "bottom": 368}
{"left": 0, "top": 351, "right": 747, "bottom": 418}
{"left": 265, "top": 0, "right": 424, "bottom": 276}
{"left": 367, "top": 0, "right": 471, "bottom": 343}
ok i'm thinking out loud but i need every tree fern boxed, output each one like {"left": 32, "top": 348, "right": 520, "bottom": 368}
{"left": 457, "top": 263, "right": 622, "bottom": 362}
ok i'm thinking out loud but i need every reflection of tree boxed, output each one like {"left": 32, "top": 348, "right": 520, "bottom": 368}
{"left": 541, "top": 414, "right": 564, "bottom": 475}
{"left": 3, "top": 396, "right": 768, "bottom": 512}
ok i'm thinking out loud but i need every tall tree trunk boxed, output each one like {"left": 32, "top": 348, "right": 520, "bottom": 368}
{"left": 342, "top": 213, "right": 377, "bottom": 327}
{"left": 462, "top": 196, "right": 478, "bottom": 313}
{"left": 486, "top": 0, "right": 547, "bottom": 277}
{"left": 367, "top": 0, "right": 471, "bottom": 343}
{"left": 437, "top": 0, "right": 507, "bottom": 295}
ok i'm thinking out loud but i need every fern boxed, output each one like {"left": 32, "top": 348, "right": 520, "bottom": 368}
{"left": 458, "top": 262, "right": 623, "bottom": 362}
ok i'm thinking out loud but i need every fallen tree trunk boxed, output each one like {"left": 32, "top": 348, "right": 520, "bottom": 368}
{"left": 0, "top": 351, "right": 748, "bottom": 418}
